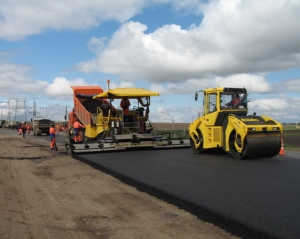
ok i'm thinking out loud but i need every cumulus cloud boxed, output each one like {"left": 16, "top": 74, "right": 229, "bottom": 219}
{"left": 0, "top": 63, "right": 91, "bottom": 102}
{"left": 0, "top": 63, "right": 48, "bottom": 97}
{"left": 0, "top": 0, "right": 205, "bottom": 41}
{"left": 214, "top": 74, "right": 272, "bottom": 93}
{"left": 247, "top": 97, "right": 298, "bottom": 122}
{"left": 0, "top": 0, "right": 146, "bottom": 40}
{"left": 78, "top": 0, "right": 300, "bottom": 84}
{"left": 148, "top": 74, "right": 272, "bottom": 96}
{"left": 273, "top": 78, "right": 300, "bottom": 94}
{"left": 43, "top": 77, "right": 90, "bottom": 99}
{"left": 1, "top": 0, "right": 299, "bottom": 123}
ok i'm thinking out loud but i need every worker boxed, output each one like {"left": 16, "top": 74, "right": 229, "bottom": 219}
{"left": 22, "top": 124, "right": 27, "bottom": 138}
{"left": 101, "top": 101, "right": 110, "bottom": 117}
{"left": 26, "top": 125, "right": 31, "bottom": 135}
{"left": 49, "top": 124, "right": 57, "bottom": 151}
{"left": 73, "top": 119, "right": 85, "bottom": 142}
{"left": 18, "top": 127, "right": 22, "bottom": 135}
{"left": 120, "top": 97, "right": 131, "bottom": 115}
{"left": 226, "top": 94, "right": 242, "bottom": 107}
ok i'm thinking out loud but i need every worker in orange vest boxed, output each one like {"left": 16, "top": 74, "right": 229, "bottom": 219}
{"left": 225, "top": 94, "right": 242, "bottom": 107}
{"left": 26, "top": 125, "right": 31, "bottom": 135}
{"left": 73, "top": 119, "right": 85, "bottom": 142}
{"left": 120, "top": 97, "right": 131, "bottom": 115}
{"left": 49, "top": 124, "right": 57, "bottom": 151}
{"left": 22, "top": 124, "right": 27, "bottom": 138}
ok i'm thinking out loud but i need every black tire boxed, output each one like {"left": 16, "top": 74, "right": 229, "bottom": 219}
{"left": 190, "top": 132, "right": 203, "bottom": 154}
{"left": 229, "top": 133, "right": 247, "bottom": 160}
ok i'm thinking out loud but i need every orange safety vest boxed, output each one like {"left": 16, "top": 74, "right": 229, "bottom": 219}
{"left": 73, "top": 121, "right": 84, "bottom": 129}
{"left": 49, "top": 127, "right": 55, "bottom": 134}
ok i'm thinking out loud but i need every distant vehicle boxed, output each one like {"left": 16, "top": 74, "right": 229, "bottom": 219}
{"left": 32, "top": 117, "right": 55, "bottom": 136}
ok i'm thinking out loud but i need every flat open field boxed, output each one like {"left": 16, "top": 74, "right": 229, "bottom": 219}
{"left": 152, "top": 122, "right": 300, "bottom": 149}
{"left": 151, "top": 122, "right": 190, "bottom": 131}
{"left": 282, "top": 129, "right": 300, "bottom": 149}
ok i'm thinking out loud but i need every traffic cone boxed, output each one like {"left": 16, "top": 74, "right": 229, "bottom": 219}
{"left": 279, "top": 137, "right": 285, "bottom": 155}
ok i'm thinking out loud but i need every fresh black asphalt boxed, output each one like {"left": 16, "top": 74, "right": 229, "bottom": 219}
{"left": 75, "top": 148, "right": 300, "bottom": 239}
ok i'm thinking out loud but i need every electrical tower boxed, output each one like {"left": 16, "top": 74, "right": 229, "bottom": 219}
{"left": 29, "top": 100, "right": 37, "bottom": 118}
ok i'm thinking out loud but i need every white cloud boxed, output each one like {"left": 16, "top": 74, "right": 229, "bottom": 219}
{"left": 1, "top": 0, "right": 299, "bottom": 123}
{"left": 0, "top": 0, "right": 146, "bottom": 40}
{"left": 0, "top": 0, "right": 205, "bottom": 41}
{"left": 0, "top": 63, "right": 48, "bottom": 97}
{"left": 0, "top": 64, "right": 91, "bottom": 103}
{"left": 273, "top": 79, "right": 300, "bottom": 94}
{"left": 246, "top": 97, "right": 299, "bottom": 122}
{"left": 148, "top": 74, "right": 272, "bottom": 96}
{"left": 214, "top": 74, "right": 272, "bottom": 93}
{"left": 43, "top": 77, "right": 90, "bottom": 99}
{"left": 249, "top": 98, "right": 289, "bottom": 111}
{"left": 78, "top": 0, "right": 300, "bottom": 84}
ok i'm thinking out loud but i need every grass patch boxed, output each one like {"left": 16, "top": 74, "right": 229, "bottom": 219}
{"left": 283, "top": 133, "right": 300, "bottom": 136}
{"left": 153, "top": 129, "right": 189, "bottom": 138}
{"left": 283, "top": 126, "right": 300, "bottom": 131}
{"left": 284, "top": 144, "right": 300, "bottom": 150}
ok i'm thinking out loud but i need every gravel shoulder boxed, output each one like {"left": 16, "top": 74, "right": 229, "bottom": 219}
{"left": 0, "top": 130, "right": 238, "bottom": 239}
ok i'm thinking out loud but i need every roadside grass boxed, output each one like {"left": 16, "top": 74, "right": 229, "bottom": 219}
{"left": 284, "top": 133, "right": 300, "bottom": 136}
{"left": 283, "top": 126, "right": 300, "bottom": 131}
{"left": 153, "top": 129, "right": 189, "bottom": 138}
{"left": 284, "top": 144, "right": 300, "bottom": 150}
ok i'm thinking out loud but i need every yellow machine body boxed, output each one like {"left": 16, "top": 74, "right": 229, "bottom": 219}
{"left": 65, "top": 86, "right": 190, "bottom": 154}
{"left": 188, "top": 87, "right": 282, "bottom": 159}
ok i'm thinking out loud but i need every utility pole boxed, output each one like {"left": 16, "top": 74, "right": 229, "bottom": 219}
{"left": 28, "top": 100, "right": 38, "bottom": 121}
{"left": 23, "top": 99, "right": 27, "bottom": 122}
{"left": 7, "top": 100, "right": 11, "bottom": 122}
{"left": 65, "top": 106, "right": 68, "bottom": 121}
{"left": 15, "top": 99, "right": 18, "bottom": 121}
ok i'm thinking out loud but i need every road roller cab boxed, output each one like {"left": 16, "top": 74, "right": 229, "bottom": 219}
{"left": 189, "top": 87, "right": 283, "bottom": 159}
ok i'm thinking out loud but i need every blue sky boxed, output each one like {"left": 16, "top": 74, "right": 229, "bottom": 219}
{"left": 0, "top": 0, "right": 300, "bottom": 124}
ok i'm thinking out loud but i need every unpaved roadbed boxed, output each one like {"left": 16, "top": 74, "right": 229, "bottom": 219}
{"left": 0, "top": 132, "right": 239, "bottom": 239}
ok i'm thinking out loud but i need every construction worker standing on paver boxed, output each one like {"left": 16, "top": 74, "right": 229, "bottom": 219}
{"left": 120, "top": 97, "right": 131, "bottom": 115}
{"left": 49, "top": 124, "right": 57, "bottom": 151}
{"left": 73, "top": 119, "right": 85, "bottom": 142}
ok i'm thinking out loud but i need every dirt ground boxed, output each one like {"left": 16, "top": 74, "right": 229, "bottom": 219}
{"left": 0, "top": 131, "right": 239, "bottom": 239}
